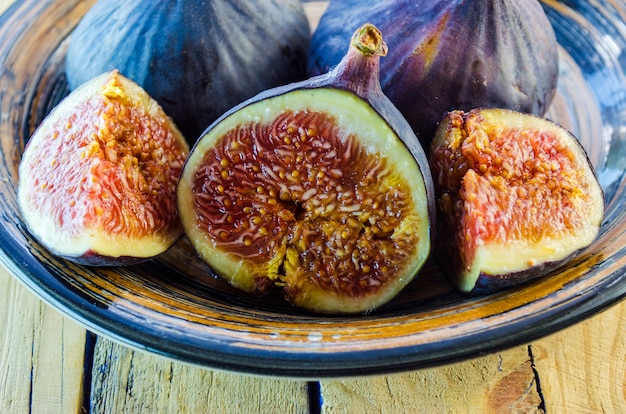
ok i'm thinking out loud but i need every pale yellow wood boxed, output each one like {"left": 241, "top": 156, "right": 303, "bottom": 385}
{"left": 0, "top": 0, "right": 9, "bottom": 15}
{"left": 89, "top": 338, "right": 310, "bottom": 414}
{"left": 303, "top": 1, "right": 328, "bottom": 32}
{"left": 0, "top": 264, "right": 86, "bottom": 414}
{"left": 320, "top": 345, "right": 542, "bottom": 414}
{"left": 532, "top": 303, "right": 626, "bottom": 413}
{"left": 320, "top": 300, "right": 626, "bottom": 414}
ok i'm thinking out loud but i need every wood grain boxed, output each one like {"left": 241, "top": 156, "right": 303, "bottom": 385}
{"left": 89, "top": 339, "right": 310, "bottom": 414}
{"left": 0, "top": 264, "right": 86, "bottom": 414}
{"left": 0, "top": 0, "right": 625, "bottom": 413}
{"left": 319, "top": 304, "right": 625, "bottom": 414}
{"left": 533, "top": 304, "right": 626, "bottom": 413}
{"left": 320, "top": 346, "right": 543, "bottom": 414}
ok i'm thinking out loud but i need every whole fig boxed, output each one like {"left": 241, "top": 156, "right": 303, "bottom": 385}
{"left": 177, "top": 24, "right": 435, "bottom": 314}
{"left": 66, "top": 0, "right": 310, "bottom": 143}
{"left": 308, "top": 0, "right": 559, "bottom": 145}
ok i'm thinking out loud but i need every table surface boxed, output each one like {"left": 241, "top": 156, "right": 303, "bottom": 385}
{"left": 1, "top": 1, "right": 625, "bottom": 413}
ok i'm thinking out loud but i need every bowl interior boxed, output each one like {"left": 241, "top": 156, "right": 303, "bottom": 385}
{"left": 0, "top": 0, "right": 625, "bottom": 378}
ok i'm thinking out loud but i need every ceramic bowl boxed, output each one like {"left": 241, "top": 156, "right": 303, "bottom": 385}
{"left": 0, "top": 0, "right": 624, "bottom": 378}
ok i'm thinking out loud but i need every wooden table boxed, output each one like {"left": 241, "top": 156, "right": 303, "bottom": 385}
{"left": 1, "top": 1, "right": 625, "bottom": 413}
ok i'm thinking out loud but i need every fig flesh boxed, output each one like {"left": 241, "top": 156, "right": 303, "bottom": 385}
{"left": 18, "top": 71, "right": 189, "bottom": 266}
{"left": 429, "top": 108, "right": 604, "bottom": 294}
{"left": 308, "top": 0, "right": 559, "bottom": 145}
{"left": 177, "top": 24, "right": 434, "bottom": 314}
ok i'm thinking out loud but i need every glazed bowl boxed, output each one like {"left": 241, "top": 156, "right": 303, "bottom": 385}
{"left": 0, "top": 0, "right": 624, "bottom": 378}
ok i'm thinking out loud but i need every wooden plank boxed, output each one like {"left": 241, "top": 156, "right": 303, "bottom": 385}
{"left": 89, "top": 338, "right": 310, "bottom": 414}
{"left": 320, "top": 345, "right": 543, "bottom": 413}
{"left": 0, "top": 264, "right": 86, "bottom": 414}
{"left": 320, "top": 300, "right": 626, "bottom": 414}
{"left": 533, "top": 303, "right": 626, "bottom": 413}
{"left": 303, "top": 1, "right": 327, "bottom": 31}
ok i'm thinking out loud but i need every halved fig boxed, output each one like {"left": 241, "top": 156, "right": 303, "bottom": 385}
{"left": 18, "top": 70, "right": 189, "bottom": 265}
{"left": 429, "top": 108, "right": 605, "bottom": 294}
{"left": 177, "top": 24, "right": 434, "bottom": 314}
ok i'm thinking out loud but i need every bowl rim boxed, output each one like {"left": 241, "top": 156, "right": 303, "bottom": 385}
{"left": 1, "top": 0, "right": 625, "bottom": 379}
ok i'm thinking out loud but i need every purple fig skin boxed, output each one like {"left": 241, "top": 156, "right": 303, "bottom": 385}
{"left": 66, "top": 0, "right": 311, "bottom": 143}
{"left": 467, "top": 260, "right": 572, "bottom": 295}
{"left": 53, "top": 251, "right": 155, "bottom": 267}
{"left": 307, "top": 0, "right": 559, "bottom": 146}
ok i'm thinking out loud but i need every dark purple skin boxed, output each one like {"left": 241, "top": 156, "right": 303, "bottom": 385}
{"left": 468, "top": 260, "right": 573, "bottom": 295}
{"left": 66, "top": 0, "right": 311, "bottom": 143}
{"left": 307, "top": 0, "right": 559, "bottom": 147}
{"left": 52, "top": 249, "right": 167, "bottom": 267}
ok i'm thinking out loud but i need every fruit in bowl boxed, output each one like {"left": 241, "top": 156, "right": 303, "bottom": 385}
{"left": 18, "top": 71, "right": 189, "bottom": 266}
{"left": 176, "top": 24, "right": 435, "bottom": 314}
{"left": 429, "top": 108, "right": 605, "bottom": 294}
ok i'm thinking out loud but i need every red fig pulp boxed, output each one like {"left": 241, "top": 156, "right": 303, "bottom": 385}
{"left": 18, "top": 71, "right": 189, "bottom": 265}
{"left": 429, "top": 108, "right": 604, "bottom": 294}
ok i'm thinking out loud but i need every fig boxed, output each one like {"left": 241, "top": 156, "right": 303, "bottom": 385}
{"left": 307, "top": 0, "right": 559, "bottom": 145}
{"left": 18, "top": 70, "right": 189, "bottom": 266}
{"left": 177, "top": 23, "right": 435, "bottom": 314}
{"left": 429, "top": 108, "right": 605, "bottom": 294}
{"left": 65, "top": 0, "right": 311, "bottom": 143}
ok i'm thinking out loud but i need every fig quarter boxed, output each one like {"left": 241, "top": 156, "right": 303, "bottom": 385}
{"left": 18, "top": 70, "right": 189, "bottom": 266}
{"left": 429, "top": 108, "right": 605, "bottom": 294}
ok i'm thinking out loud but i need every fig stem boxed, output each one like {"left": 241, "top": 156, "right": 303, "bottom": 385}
{"left": 330, "top": 23, "right": 387, "bottom": 100}
{"left": 351, "top": 23, "right": 388, "bottom": 58}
